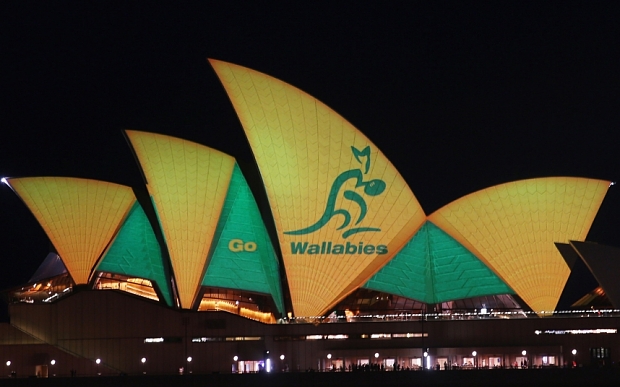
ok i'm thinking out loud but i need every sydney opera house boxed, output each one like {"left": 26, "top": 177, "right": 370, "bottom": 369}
{"left": 1, "top": 59, "right": 619, "bottom": 377}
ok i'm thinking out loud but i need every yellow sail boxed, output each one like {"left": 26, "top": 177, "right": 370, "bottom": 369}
{"left": 126, "top": 130, "right": 235, "bottom": 309}
{"left": 7, "top": 177, "right": 135, "bottom": 284}
{"left": 429, "top": 177, "right": 610, "bottom": 314}
{"left": 210, "top": 59, "right": 426, "bottom": 317}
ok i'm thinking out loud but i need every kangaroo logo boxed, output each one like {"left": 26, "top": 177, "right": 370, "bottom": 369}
{"left": 285, "top": 146, "right": 386, "bottom": 239}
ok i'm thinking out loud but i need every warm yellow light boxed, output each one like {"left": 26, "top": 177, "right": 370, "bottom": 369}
{"left": 197, "top": 299, "right": 275, "bottom": 324}
{"left": 126, "top": 130, "right": 235, "bottom": 309}
{"left": 7, "top": 177, "right": 135, "bottom": 284}
{"left": 210, "top": 59, "right": 426, "bottom": 317}
{"left": 429, "top": 177, "right": 610, "bottom": 314}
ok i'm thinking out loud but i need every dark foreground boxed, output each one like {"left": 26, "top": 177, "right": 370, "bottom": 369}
{"left": 2, "top": 368, "right": 620, "bottom": 387}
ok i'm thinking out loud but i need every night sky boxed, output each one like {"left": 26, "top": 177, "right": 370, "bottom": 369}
{"left": 1, "top": 3, "right": 619, "bottom": 319}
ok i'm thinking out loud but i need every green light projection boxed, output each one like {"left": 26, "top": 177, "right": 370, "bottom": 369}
{"left": 201, "top": 163, "right": 284, "bottom": 314}
{"left": 363, "top": 221, "right": 514, "bottom": 304}
{"left": 97, "top": 201, "right": 173, "bottom": 306}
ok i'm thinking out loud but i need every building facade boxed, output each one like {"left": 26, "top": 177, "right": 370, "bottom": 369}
{"left": 1, "top": 60, "right": 618, "bottom": 377}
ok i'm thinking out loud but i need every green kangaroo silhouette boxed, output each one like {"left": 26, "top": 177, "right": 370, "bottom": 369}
{"left": 285, "top": 146, "right": 386, "bottom": 239}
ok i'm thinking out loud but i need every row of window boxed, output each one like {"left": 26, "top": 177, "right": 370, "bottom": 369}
{"left": 144, "top": 333, "right": 428, "bottom": 344}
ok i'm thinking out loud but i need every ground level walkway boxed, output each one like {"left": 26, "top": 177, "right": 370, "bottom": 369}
{"left": 2, "top": 367, "right": 620, "bottom": 387}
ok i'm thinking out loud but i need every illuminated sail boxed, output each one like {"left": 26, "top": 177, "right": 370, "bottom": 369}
{"left": 211, "top": 59, "right": 426, "bottom": 317}
{"left": 7, "top": 177, "right": 135, "bottom": 284}
{"left": 97, "top": 200, "right": 174, "bottom": 306}
{"left": 201, "top": 163, "right": 285, "bottom": 314}
{"left": 364, "top": 221, "right": 514, "bottom": 303}
{"left": 429, "top": 177, "right": 610, "bottom": 313}
{"left": 126, "top": 130, "right": 235, "bottom": 309}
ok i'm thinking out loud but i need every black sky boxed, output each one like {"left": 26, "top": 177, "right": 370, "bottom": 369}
{"left": 1, "top": 3, "right": 619, "bottom": 317}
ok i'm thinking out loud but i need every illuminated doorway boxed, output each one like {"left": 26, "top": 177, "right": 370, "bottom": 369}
{"left": 411, "top": 358, "right": 422, "bottom": 370}
{"left": 488, "top": 357, "right": 501, "bottom": 368}
{"left": 436, "top": 357, "right": 448, "bottom": 370}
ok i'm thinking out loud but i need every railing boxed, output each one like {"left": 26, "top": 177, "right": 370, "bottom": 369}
{"left": 287, "top": 308, "right": 620, "bottom": 323}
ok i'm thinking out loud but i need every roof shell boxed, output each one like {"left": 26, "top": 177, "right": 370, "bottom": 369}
{"left": 96, "top": 200, "right": 174, "bottom": 306}
{"left": 364, "top": 221, "right": 514, "bottom": 304}
{"left": 428, "top": 177, "right": 610, "bottom": 313}
{"left": 201, "top": 163, "right": 285, "bottom": 314}
{"left": 210, "top": 59, "right": 427, "bottom": 317}
{"left": 6, "top": 177, "right": 135, "bottom": 285}
{"left": 569, "top": 241, "right": 620, "bottom": 308}
{"left": 126, "top": 130, "right": 235, "bottom": 309}
{"left": 29, "top": 253, "right": 67, "bottom": 284}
